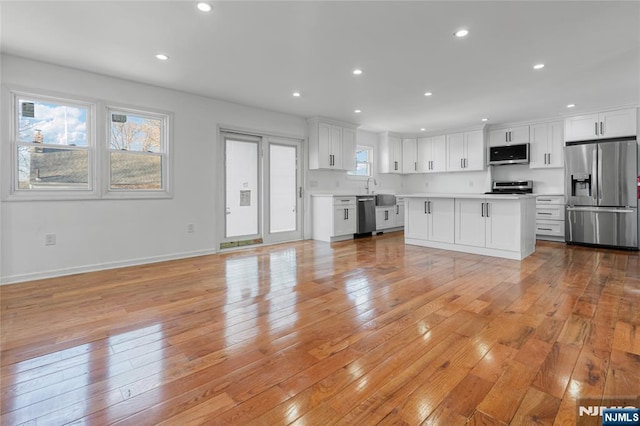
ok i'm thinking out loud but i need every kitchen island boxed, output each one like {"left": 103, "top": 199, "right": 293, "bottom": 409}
{"left": 403, "top": 193, "right": 536, "bottom": 260}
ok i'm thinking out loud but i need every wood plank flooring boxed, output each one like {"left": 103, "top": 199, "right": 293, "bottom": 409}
{"left": 1, "top": 233, "right": 639, "bottom": 425}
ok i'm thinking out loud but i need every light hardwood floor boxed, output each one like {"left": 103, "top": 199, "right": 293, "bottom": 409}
{"left": 1, "top": 233, "right": 639, "bottom": 425}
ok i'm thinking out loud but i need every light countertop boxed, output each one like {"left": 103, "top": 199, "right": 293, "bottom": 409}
{"left": 399, "top": 193, "right": 536, "bottom": 200}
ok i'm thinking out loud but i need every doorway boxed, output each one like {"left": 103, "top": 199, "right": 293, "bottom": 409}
{"left": 221, "top": 132, "right": 303, "bottom": 249}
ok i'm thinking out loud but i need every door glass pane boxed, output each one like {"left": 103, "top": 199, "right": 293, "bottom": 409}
{"left": 270, "top": 144, "right": 297, "bottom": 233}
{"left": 226, "top": 139, "right": 259, "bottom": 238}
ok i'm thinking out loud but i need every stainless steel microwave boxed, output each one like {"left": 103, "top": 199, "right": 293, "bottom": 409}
{"left": 488, "top": 143, "right": 530, "bottom": 165}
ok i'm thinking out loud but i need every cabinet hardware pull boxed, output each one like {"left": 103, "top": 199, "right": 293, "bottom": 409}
{"left": 508, "top": 131, "right": 511, "bottom": 142}
{"left": 414, "top": 161, "right": 417, "bottom": 171}
{"left": 394, "top": 161, "right": 398, "bottom": 171}
{"left": 486, "top": 202, "right": 490, "bottom": 217}
{"left": 548, "top": 153, "right": 551, "bottom": 164}
{"left": 595, "top": 122, "right": 598, "bottom": 135}
{"left": 424, "top": 201, "right": 428, "bottom": 214}
{"left": 465, "top": 158, "right": 468, "bottom": 168}
{"left": 481, "top": 202, "right": 485, "bottom": 217}
{"left": 600, "top": 121, "right": 604, "bottom": 135}
{"left": 538, "top": 228, "right": 553, "bottom": 231}
{"left": 538, "top": 212, "right": 553, "bottom": 215}
{"left": 460, "top": 158, "right": 463, "bottom": 169}
{"left": 396, "top": 205, "right": 399, "bottom": 214}
{"left": 505, "top": 132, "right": 508, "bottom": 143}
{"left": 385, "top": 210, "right": 388, "bottom": 220}
{"left": 538, "top": 199, "right": 552, "bottom": 202}
{"left": 428, "top": 201, "right": 432, "bottom": 214}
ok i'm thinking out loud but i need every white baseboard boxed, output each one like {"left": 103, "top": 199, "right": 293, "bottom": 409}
{"left": 0, "top": 249, "right": 218, "bottom": 286}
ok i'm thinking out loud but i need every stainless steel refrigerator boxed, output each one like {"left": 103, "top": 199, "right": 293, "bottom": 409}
{"left": 565, "top": 138, "right": 639, "bottom": 249}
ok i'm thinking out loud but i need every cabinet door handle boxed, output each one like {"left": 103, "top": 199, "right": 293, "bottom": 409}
{"left": 424, "top": 201, "right": 428, "bottom": 214}
{"left": 344, "top": 208, "right": 348, "bottom": 220}
{"left": 538, "top": 199, "right": 552, "bottom": 202}
{"left": 538, "top": 228, "right": 553, "bottom": 231}
{"left": 505, "top": 132, "right": 508, "bottom": 143}
{"left": 481, "top": 202, "right": 485, "bottom": 217}
{"left": 486, "top": 202, "right": 490, "bottom": 217}
{"left": 538, "top": 212, "right": 553, "bottom": 215}
{"left": 428, "top": 200, "right": 432, "bottom": 214}
{"left": 396, "top": 205, "right": 399, "bottom": 214}
{"left": 465, "top": 158, "right": 468, "bottom": 168}
{"left": 600, "top": 121, "right": 604, "bottom": 135}
{"left": 548, "top": 153, "right": 551, "bottom": 164}
{"left": 385, "top": 210, "right": 388, "bottom": 220}
{"left": 460, "top": 158, "right": 463, "bottom": 169}
{"left": 414, "top": 161, "right": 417, "bottom": 171}
{"left": 595, "top": 122, "right": 598, "bottom": 136}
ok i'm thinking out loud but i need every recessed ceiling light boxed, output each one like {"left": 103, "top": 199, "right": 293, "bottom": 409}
{"left": 155, "top": 54, "right": 169, "bottom": 61}
{"left": 481, "top": 118, "right": 489, "bottom": 122}
{"left": 567, "top": 104, "right": 576, "bottom": 108}
{"left": 352, "top": 69, "right": 363, "bottom": 75}
{"left": 420, "top": 128, "right": 426, "bottom": 131}
{"left": 354, "top": 109, "right": 362, "bottom": 113}
{"left": 292, "top": 92, "right": 301, "bottom": 97}
{"left": 454, "top": 29, "right": 469, "bottom": 38}
{"left": 197, "top": 2, "right": 212, "bottom": 12}
{"left": 424, "top": 92, "right": 433, "bottom": 97}
{"left": 533, "top": 63, "right": 545, "bottom": 70}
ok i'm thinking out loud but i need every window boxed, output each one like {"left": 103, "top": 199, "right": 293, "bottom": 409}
{"left": 107, "top": 107, "right": 168, "bottom": 193}
{"left": 7, "top": 88, "right": 172, "bottom": 200}
{"left": 347, "top": 146, "right": 373, "bottom": 177}
{"left": 13, "top": 92, "right": 94, "bottom": 193}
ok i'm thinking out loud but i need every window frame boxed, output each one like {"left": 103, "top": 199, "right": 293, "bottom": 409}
{"left": 3, "top": 86, "right": 173, "bottom": 201}
{"left": 347, "top": 145, "right": 374, "bottom": 179}
{"left": 103, "top": 105, "right": 172, "bottom": 199}
{"left": 7, "top": 89, "right": 99, "bottom": 201}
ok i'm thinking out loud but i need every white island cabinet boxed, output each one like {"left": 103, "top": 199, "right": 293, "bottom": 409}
{"left": 404, "top": 193, "right": 536, "bottom": 260}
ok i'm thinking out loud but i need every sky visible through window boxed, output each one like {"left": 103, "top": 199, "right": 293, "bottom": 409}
{"left": 18, "top": 99, "right": 88, "bottom": 146}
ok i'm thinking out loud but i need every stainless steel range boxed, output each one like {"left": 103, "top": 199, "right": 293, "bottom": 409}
{"left": 485, "top": 180, "right": 533, "bottom": 195}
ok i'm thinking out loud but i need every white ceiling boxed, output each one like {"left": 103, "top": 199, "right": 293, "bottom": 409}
{"left": 2, "top": 1, "right": 639, "bottom": 134}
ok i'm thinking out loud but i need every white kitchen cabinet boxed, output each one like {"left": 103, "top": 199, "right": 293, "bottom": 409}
{"left": 379, "top": 132, "right": 403, "bottom": 173}
{"left": 447, "top": 130, "right": 485, "bottom": 172}
{"left": 402, "top": 138, "right": 418, "bottom": 174}
{"left": 405, "top": 197, "right": 454, "bottom": 243}
{"left": 417, "top": 135, "right": 447, "bottom": 173}
{"left": 485, "top": 199, "right": 522, "bottom": 252}
{"left": 405, "top": 194, "right": 535, "bottom": 260}
{"left": 489, "top": 125, "right": 530, "bottom": 146}
{"left": 395, "top": 197, "right": 405, "bottom": 228}
{"left": 529, "top": 121, "right": 564, "bottom": 169}
{"left": 564, "top": 108, "right": 637, "bottom": 142}
{"left": 454, "top": 199, "right": 486, "bottom": 247}
{"left": 375, "top": 206, "right": 396, "bottom": 230}
{"left": 535, "top": 195, "right": 565, "bottom": 241}
{"left": 455, "top": 198, "right": 523, "bottom": 252}
{"left": 308, "top": 117, "right": 357, "bottom": 170}
{"left": 311, "top": 195, "right": 356, "bottom": 242}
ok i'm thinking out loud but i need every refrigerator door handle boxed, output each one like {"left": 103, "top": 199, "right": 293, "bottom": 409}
{"left": 566, "top": 207, "right": 635, "bottom": 213}
{"left": 597, "top": 145, "right": 603, "bottom": 204}
{"left": 592, "top": 146, "right": 599, "bottom": 201}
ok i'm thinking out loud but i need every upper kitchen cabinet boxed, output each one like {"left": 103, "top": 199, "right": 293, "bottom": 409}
{"left": 379, "top": 132, "right": 403, "bottom": 173}
{"left": 308, "top": 117, "right": 357, "bottom": 170}
{"left": 446, "top": 130, "right": 485, "bottom": 172}
{"left": 529, "top": 121, "right": 564, "bottom": 169}
{"left": 401, "top": 138, "right": 418, "bottom": 174}
{"left": 488, "top": 125, "right": 529, "bottom": 146}
{"left": 417, "top": 135, "right": 447, "bottom": 173}
{"left": 564, "top": 108, "right": 637, "bottom": 142}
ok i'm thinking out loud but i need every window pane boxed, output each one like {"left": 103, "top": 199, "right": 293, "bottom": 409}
{"left": 110, "top": 152, "right": 162, "bottom": 189}
{"left": 17, "top": 146, "right": 89, "bottom": 190}
{"left": 110, "top": 113, "right": 162, "bottom": 153}
{"left": 270, "top": 144, "right": 297, "bottom": 233}
{"left": 225, "top": 139, "right": 259, "bottom": 237}
{"left": 18, "top": 98, "right": 88, "bottom": 146}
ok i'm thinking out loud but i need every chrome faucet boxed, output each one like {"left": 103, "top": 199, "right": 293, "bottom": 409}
{"left": 365, "top": 177, "right": 377, "bottom": 194}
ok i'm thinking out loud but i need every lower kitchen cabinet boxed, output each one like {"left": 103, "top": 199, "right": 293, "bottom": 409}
{"left": 312, "top": 195, "right": 356, "bottom": 242}
{"left": 395, "top": 197, "right": 405, "bottom": 228}
{"left": 375, "top": 206, "right": 396, "bottom": 231}
{"left": 535, "top": 195, "right": 565, "bottom": 241}
{"left": 405, "top": 195, "right": 536, "bottom": 260}
{"left": 405, "top": 198, "right": 454, "bottom": 243}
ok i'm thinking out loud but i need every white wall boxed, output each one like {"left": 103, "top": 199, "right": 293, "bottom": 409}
{"left": 0, "top": 55, "right": 306, "bottom": 284}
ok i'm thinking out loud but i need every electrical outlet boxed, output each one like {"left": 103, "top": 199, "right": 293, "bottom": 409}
{"left": 187, "top": 223, "right": 195, "bottom": 233}
{"left": 45, "top": 233, "right": 56, "bottom": 246}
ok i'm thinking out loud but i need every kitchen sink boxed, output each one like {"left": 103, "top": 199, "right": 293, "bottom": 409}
{"left": 375, "top": 194, "right": 397, "bottom": 206}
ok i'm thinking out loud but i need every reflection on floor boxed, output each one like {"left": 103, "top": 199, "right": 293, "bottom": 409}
{"left": 1, "top": 233, "right": 639, "bottom": 424}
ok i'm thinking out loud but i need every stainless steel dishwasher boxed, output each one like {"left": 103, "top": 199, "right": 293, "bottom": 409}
{"left": 356, "top": 196, "right": 376, "bottom": 235}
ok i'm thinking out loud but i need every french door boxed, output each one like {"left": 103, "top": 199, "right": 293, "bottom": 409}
{"left": 221, "top": 132, "right": 302, "bottom": 248}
